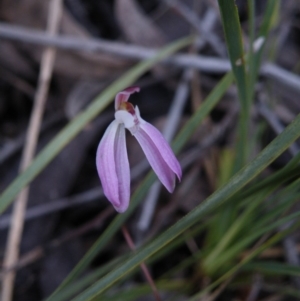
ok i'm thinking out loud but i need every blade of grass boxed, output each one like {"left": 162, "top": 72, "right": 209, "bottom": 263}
{"left": 218, "top": 0, "right": 249, "bottom": 170}
{"left": 0, "top": 35, "right": 194, "bottom": 214}
{"left": 164, "top": 184, "right": 300, "bottom": 295}
{"left": 189, "top": 219, "right": 300, "bottom": 300}
{"left": 203, "top": 188, "right": 272, "bottom": 275}
{"left": 203, "top": 179, "right": 300, "bottom": 262}
{"left": 229, "top": 176, "right": 300, "bottom": 235}
{"left": 210, "top": 162, "right": 300, "bottom": 253}
{"left": 238, "top": 163, "right": 300, "bottom": 201}
{"left": 212, "top": 0, "right": 278, "bottom": 254}
{"left": 100, "top": 280, "right": 188, "bottom": 301}
{"left": 211, "top": 197, "right": 300, "bottom": 272}
{"left": 215, "top": 0, "right": 251, "bottom": 251}
{"left": 263, "top": 283, "right": 300, "bottom": 299}
{"left": 243, "top": 261, "right": 300, "bottom": 277}
{"left": 68, "top": 112, "right": 300, "bottom": 300}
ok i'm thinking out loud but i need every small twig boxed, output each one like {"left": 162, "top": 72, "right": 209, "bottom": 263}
{"left": 0, "top": 187, "right": 103, "bottom": 230}
{"left": 257, "top": 101, "right": 299, "bottom": 156}
{"left": 0, "top": 21, "right": 230, "bottom": 71}
{"left": 122, "top": 226, "right": 162, "bottom": 301}
{"left": 1, "top": 1, "right": 62, "bottom": 300}
{"left": 261, "top": 63, "right": 300, "bottom": 95}
{"left": 165, "top": 0, "right": 226, "bottom": 57}
{"left": 246, "top": 274, "right": 263, "bottom": 301}
{"left": 0, "top": 23, "right": 300, "bottom": 93}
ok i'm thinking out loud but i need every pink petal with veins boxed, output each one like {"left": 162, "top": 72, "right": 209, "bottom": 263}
{"left": 133, "top": 121, "right": 182, "bottom": 192}
{"left": 96, "top": 120, "right": 130, "bottom": 213}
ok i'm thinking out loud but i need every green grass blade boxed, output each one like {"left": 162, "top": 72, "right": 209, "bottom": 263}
{"left": 204, "top": 185, "right": 298, "bottom": 275}
{"left": 244, "top": 261, "right": 300, "bottom": 277}
{"left": 68, "top": 112, "right": 300, "bottom": 300}
{"left": 0, "top": 36, "right": 194, "bottom": 214}
{"left": 189, "top": 224, "right": 300, "bottom": 301}
{"left": 263, "top": 284, "right": 300, "bottom": 299}
{"left": 203, "top": 189, "right": 272, "bottom": 274}
{"left": 210, "top": 204, "right": 300, "bottom": 272}
{"left": 218, "top": 0, "right": 249, "bottom": 170}
{"left": 100, "top": 281, "right": 188, "bottom": 301}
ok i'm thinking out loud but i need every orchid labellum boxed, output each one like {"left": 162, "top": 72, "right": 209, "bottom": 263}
{"left": 96, "top": 87, "right": 182, "bottom": 213}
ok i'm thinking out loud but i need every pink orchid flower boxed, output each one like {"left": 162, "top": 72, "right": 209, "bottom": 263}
{"left": 96, "top": 87, "right": 182, "bottom": 213}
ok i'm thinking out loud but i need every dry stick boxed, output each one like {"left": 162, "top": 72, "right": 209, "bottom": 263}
{"left": 165, "top": 0, "right": 226, "bottom": 57}
{"left": 122, "top": 226, "right": 162, "bottom": 301}
{"left": 0, "top": 22, "right": 230, "bottom": 73}
{"left": 0, "top": 1, "right": 62, "bottom": 300}
{"left": 257, "top": 102, "right": 299, "bottom": 156}
{"left": 0, "top": 23, "right": 300, "bottom": 93}
{"left": 245, "top": 274, "right": 263, "bottom": 301}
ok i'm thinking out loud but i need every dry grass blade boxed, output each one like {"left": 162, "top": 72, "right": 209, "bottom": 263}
{"left": 1, "top": 1, "right": 63, "bottom": 300}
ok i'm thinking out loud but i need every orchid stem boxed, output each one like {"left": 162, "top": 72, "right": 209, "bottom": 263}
{"left": 122, "top": 225, "right": 162, "bottom": 301}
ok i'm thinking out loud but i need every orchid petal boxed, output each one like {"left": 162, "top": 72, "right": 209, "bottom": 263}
{"left": 135, "top": 106, "right": 182, "bottom": 180}
{"left": 139, "top": 122, "right": 182, "bottom": 180}
{"left": 133, "top": 120, "right": 181, "bottom": 192}
{"left": 115, "top": 86, "right": 140, "bottom": 110}
{"left": 96, "top": 120, "right": 130, "bottom": 213}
